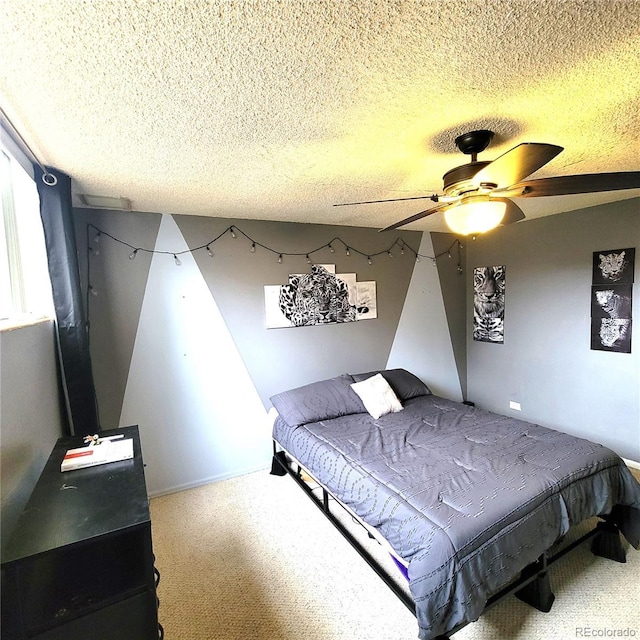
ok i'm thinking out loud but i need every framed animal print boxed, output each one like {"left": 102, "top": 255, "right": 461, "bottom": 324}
{"left": 592, "top": 248, "right": 635, "bottom": 285}
{"left": 264, "top": 264, "right": 376, "bottom": 328}
{"left": 473, "top": 265, "right": 505, "bottom": 343}
{"left": 590, "top": 248, "right": 634, "bottom": 353}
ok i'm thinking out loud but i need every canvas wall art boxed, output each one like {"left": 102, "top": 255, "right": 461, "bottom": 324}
{"left": 265, "top": 264, "right": 376, "bottom": 328}
{"left": 590, "top": 248, "right": 634, "bottom": 353}
{"left": 473, "top": 265, "right": 505, "bottom": 343}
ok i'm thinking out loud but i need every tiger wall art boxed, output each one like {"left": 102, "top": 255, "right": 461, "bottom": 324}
{"left": 473, "top": 266, "right": 506, "bottom": 343}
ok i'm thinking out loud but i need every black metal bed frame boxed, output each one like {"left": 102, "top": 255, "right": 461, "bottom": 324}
{"left": 271, "top": 443, "right": 626, "bottom": 640}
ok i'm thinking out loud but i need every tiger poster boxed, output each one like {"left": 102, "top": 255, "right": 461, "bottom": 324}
{"left": 473, "top": 266, "right": 505, "bottom": 343}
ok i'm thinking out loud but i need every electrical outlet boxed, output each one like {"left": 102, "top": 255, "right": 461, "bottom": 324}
{"left": 509, "top": 401, "right": 521, "bottom": 411}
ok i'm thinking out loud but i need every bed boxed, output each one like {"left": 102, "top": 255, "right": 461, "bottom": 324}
{"left": 269, "top": 369, "right": 640, "bottom": 640}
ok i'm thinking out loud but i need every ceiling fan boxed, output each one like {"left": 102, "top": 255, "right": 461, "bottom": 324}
{"left": 333, "top": 130, "right": 640, "bottom": 235}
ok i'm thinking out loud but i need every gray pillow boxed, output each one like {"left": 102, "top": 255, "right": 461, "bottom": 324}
{"left": 270, "top": 375, "right": 365, "bottom": 426}
{"left": 350, "top": 368, "right": 431, "bottom": 401}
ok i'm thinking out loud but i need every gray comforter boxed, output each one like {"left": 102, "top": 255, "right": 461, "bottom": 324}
{"left": 272, "top": 394, "right": 640, "bottom": 639}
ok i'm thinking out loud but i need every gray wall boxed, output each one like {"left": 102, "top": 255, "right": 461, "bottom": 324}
{"left": 68, "top": 197, "right": 638, "bottom": 496}
{"left": 0, "top": 321, "right": 64, "bottom": 549}
{"left": 74, "top": 210, "right": 423, "bottom": 494}
{"left": 75, "top": 209, "right": 421, "bottom": 422}
{"left": 466, "top": 198, "right": 640, "bottom": 461}
{"left": 74, "top": 208, "right": 161, "bottom": 430}
{"left": 174, "top": 215, "right": 421, "bottom": 404}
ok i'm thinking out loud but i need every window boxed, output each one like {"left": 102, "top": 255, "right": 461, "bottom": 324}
{"left": 0, "top": 139, "right": 54, "bottom": 328}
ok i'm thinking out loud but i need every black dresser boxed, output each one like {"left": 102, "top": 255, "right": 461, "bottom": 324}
{"left": 1, "top": 425, "right": 161, "bottom": 639}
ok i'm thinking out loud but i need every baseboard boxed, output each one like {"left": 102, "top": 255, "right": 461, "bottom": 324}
{"left": 623, "top": 458, "right": 640, "bottom": 483}
{"left": 148, "top": 463, "right": 271, "bottom": 499}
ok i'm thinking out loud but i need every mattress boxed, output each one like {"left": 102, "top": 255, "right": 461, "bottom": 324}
{"left": 272, "top": 383, "right": 640, "bottom": 640}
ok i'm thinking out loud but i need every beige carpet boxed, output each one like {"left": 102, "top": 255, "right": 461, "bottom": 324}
{"left": 150, "top": 469, "right": 640, "bottom": 640}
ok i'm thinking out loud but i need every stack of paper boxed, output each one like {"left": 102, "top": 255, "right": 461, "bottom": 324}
{"left": 61, "top": 438, "right": 134, "bottom": 472}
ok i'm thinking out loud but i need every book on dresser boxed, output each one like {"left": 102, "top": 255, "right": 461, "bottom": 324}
{"left": 60, "top": 437, "right": 134, "bottom": 471}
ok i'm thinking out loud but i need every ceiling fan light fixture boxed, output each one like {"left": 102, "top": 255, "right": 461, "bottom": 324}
{"left": 444, "top": 198, "right": 507, "bottom": 235}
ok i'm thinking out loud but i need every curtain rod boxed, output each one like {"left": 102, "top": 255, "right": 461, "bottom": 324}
{"left": 0, "top": 107, "right": 57, "bottom": 185}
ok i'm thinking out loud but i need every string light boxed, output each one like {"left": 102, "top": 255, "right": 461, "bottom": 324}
{"left": 84, "top": 222, "right": 466, "bottom": 343}
{"left": 84, "top": 223, "right": 463, "bottom": 275}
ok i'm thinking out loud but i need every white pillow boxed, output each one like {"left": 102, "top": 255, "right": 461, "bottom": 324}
{"left": 350, "top": 373, "right": 403, "bottom": 419}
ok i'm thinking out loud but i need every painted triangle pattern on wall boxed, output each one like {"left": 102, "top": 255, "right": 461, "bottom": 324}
{"left": 120, "top": 215, "right": 269, "bottom": 496}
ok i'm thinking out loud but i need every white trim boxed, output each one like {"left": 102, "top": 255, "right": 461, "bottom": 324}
{"left": 622, "top": 458, "right": 640, "bottom": 471}
{"left": 0, "top": 314, "right": 53, "bottom": 332}
{"left": 147, "top": 463, "right": 270, "bottom": 499}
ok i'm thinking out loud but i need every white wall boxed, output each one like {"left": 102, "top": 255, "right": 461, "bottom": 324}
{"left": 119, "top": 215, "right": 269, "bottom": 496}
{"left": 387, "top": 231, "right": 463, "bottom": 400}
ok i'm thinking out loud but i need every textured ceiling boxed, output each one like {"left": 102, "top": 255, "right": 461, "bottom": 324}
{"left": 1, "top": 0, "right": 639, "bottom": 231}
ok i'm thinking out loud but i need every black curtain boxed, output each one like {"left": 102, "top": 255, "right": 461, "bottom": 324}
{"left": 35, "top": 165, "right": 99, "bottom": 436}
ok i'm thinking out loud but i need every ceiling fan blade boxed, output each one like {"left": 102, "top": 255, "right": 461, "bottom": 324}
{"left": 334, "top": 194, "right": 438, "bottom": 207}
{"left": 473, "top": 143, "right": 564, "bottom": 188}
{"left": 495, "top": 198, "right": 526, "bottom": 225}
{"left": 495, "top": 171, "right": 640, "bottom": 198}
{"left": 378, "top": 201, "right": 450, "bottom": 232}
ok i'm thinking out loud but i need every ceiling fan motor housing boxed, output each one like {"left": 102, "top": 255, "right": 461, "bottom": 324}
{"left": 443, "top": 130, "right": 498, "bottom": 196}
{"left": 443, "top": 161, "right": 493, "bottom": 196}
